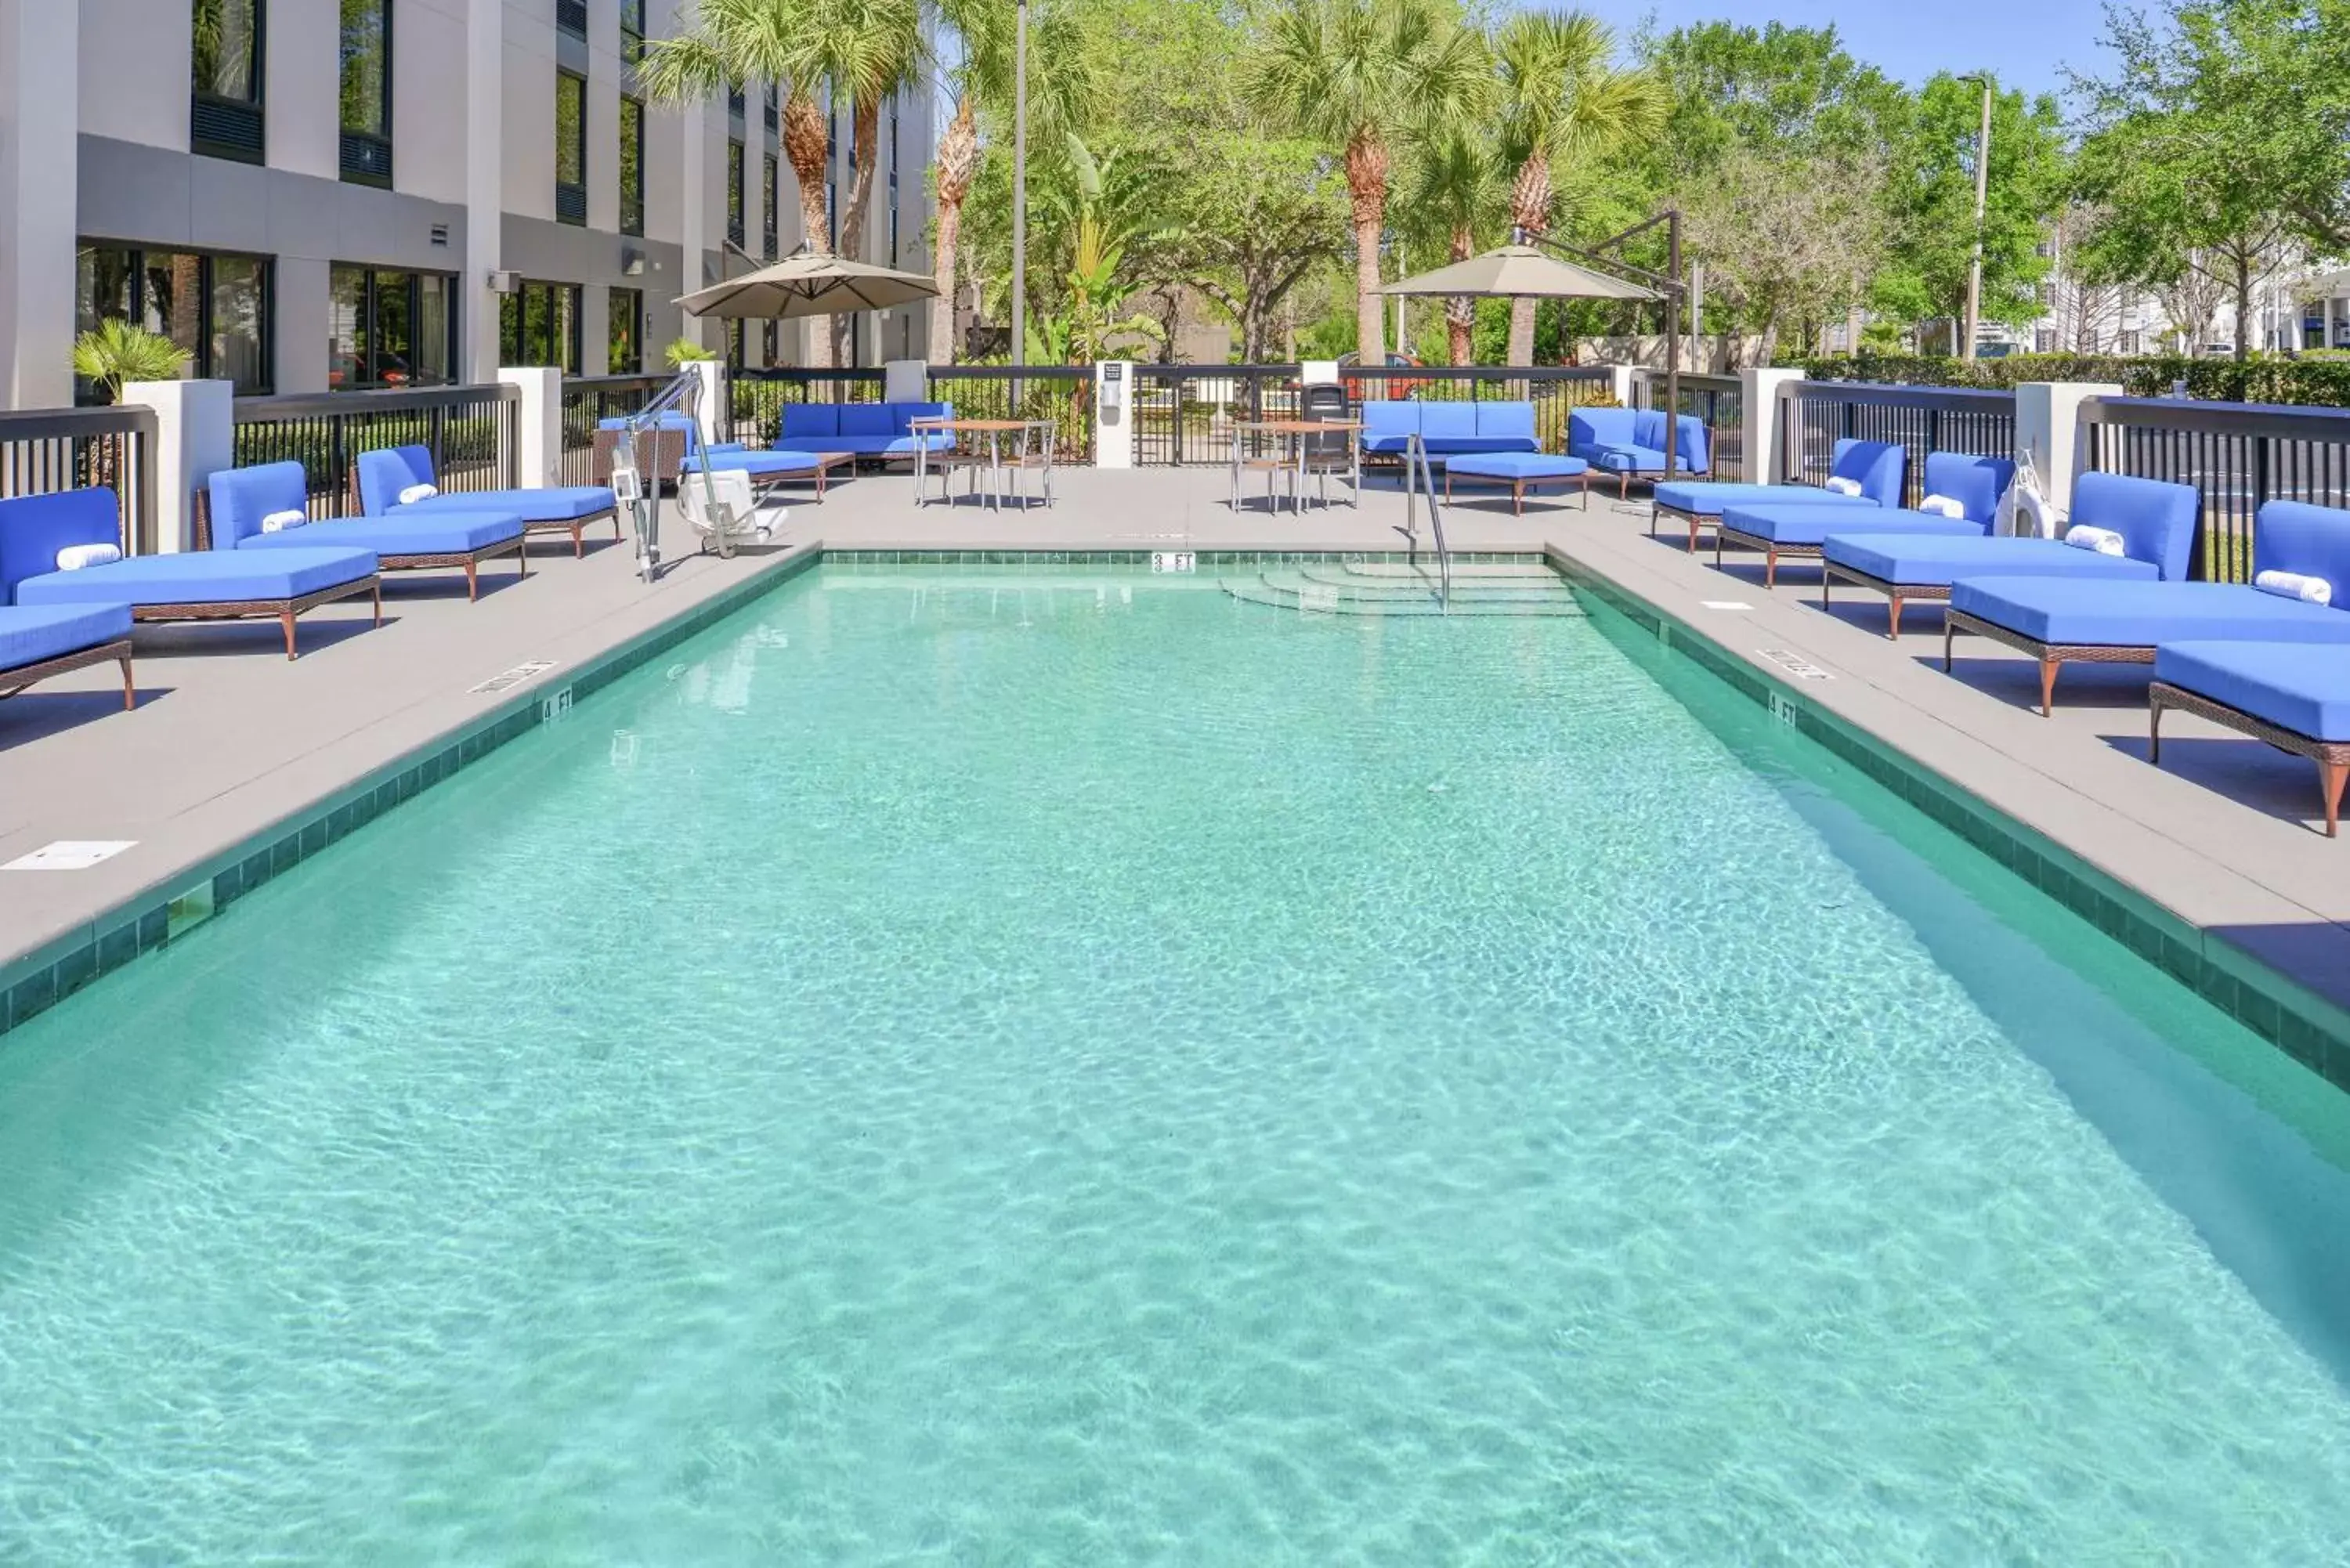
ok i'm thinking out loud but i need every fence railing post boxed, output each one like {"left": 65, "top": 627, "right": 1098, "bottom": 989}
{"left": 497, "top": 367, "right": 561, "bottom": 489}
{"left": 116, "top": 380, "right": 225, "bottom": 554}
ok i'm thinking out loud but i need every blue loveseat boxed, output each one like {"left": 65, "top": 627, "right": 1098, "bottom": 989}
{"left": 1567, "top": 408, "right": 1711, "bottom": 497}
{"left": 1358, "top": 401, "right": 1540, "bottom": 461}
{"left": 777, "top": 402, "right": 955, "bottom": 462}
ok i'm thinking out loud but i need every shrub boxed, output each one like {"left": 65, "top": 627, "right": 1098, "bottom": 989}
{"left": 1793, "top": 352, "right": 2350, "bottom": 410}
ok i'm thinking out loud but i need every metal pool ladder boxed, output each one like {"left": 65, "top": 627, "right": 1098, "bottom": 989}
{"left": 1402, "top": 432, "right": 1453, "bottom": 609}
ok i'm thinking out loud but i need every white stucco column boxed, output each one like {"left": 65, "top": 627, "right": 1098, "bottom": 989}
{"left": 1743, "top": 368, "right": 1806, "bottom": 484}
{"left": 1093, "top": 361, "right": 1134, "bottom": 469}
{"left": 688, "top": 360, "right": 725, "bottom": 446}
{"left": 498, "top": 367, "right": 561, "bottom": 489}
{"left": 1607, "top": 365, "right": 1639, "bottom": 409}
{"left": 0, "top": 0, "right": 81, "bottom": 410}
{"left": 118, "top": 379, "right": 235, "bottom": 554}
{"left": 2014, "top": 381, "right": 2123, "bottom": 532}
{"left": 464, "top": 0, "right": 505, "bottom": 383}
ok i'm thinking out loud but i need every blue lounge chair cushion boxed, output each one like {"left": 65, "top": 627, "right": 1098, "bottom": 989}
{"left": 1950, "top": 578, "right": 2350, "bottom": 647}
{"left": 1473, "top": 403, "right": 1538, "bottom": 447}
{"left": 1359, "top": 401, "right": 1419, "bottom": 453}
{"left": 890, "top": 401, "right": 953, "bottom": 436}
{"left": 237, "top": 512, "right": 525, "bottom": 556}
{"left": 0, "top": 602, "right": 133, "bottom": 670}
{"left": 2155, "top": 641, "right": 2350, "bottom": 742}
{"left": 1654, "top": 438, "right": 1903, "bottom": 515}
{"left": 1918, "top": 452, "right": 2016, "bottom": 523}
{"left": 2252, "top": 498, "right": 2350, "bottom": 589}
{"left": 1824, "top": 534, "right": 2159, "bottom": 587}
{"left": 1416, "top": 402, "right": 1479, "bottom": 446}
{"left": 353, "top": 446, "right": 614, "bottom": 521}
{"left": 15, "top": 547, "right": 377, "bottom": 608}
{"left": 2060, "top": 471, "right": 2201, "bottom": 581}
{"left": 837, "top": 404, "right": 895, "bottom": 439}
{"left": 1446, "top": 453, "right": 1588, "bottom": 480}
{"left": 1592, "top": 445, "right": 1704, "bottom": 477}
{"left": 1718, "top": 502, "right": 1987, "bottom": 547}
{"left": 0, "top": 488, "right": 131, "bottom": 602}
{"left": 1652, "top": 480, "right": 1874, "bottom": 516}
{"left": 680, "top": 448, "right": 826, "bottom": 477}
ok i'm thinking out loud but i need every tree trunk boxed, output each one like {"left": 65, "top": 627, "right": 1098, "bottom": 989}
{"left": 928, "top": 92, "right": 981, "bottom": 366}
{"left": 834, "top": 96, "right": 883, "bottom": 367}
{"left": 1506, "top": 154, "right": 1553, "bottom": 367}
{"left": 2235, "top": 250, "right": 2252, "bottom": 361}
{"left": 1344, "top": 131, "right": 1389, "bottom": 363}
{"left": 1446, "top": 224, "right": 1474, "bottom": 365}
{"left": 782, "top": 92, "right": 833, "bottom": 369}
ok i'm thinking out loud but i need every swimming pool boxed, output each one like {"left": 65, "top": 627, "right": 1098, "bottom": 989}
{"left": 4, "top": 562, "right": 2349, "bottom": 1562}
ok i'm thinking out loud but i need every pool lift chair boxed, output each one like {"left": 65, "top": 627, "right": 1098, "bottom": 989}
{"left": 608, "top": 369, "right": 787, "bottom": 581}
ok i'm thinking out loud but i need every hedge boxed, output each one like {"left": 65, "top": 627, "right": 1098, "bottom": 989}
{"left": 1793, "top": 353, "right": 2350, "bottom": 409}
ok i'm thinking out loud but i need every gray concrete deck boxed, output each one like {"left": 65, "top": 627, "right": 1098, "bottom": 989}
{"left": 4, "top": 461, "right": 2345, "bottom": 1035}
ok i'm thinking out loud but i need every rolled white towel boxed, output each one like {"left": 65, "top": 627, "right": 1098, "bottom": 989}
{"left": 1918, "top": 493, "right": 1966, "bottom": 518}
{"left": 1823, "top": 475, "right": 1863, "bottom": 497}
{"left": 397, "top": 482, "right": 439, "bottom": 505}
{"left": 55, "top": 543, "right": 122, "bottom": 571}
{"left": 260, "top": 508, "right": 307, "bottom": 533}
{"left": 2254, "top": 569, "right": 2334, "bottom": 606}
{"left": 2063, "top": 525, "right": 2127, "bottom": 557}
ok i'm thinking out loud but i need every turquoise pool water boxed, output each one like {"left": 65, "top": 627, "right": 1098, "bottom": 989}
{"left": 5, "top": 564, "right": 2350, "bottom": 1563}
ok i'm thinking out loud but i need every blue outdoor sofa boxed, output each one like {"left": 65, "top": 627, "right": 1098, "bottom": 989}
{"left": 2152, "top": 642, "right": 2350, "bottom": 836}
{"left": 212, "top": 461, "right": 527, "bottom": 602}
{"left": 1946, "top": 497, "right": 2350, "bottom": 716}
{"left": 776, "top": 402, "right": 955, "bottom": 463}
{"left": 1360, "top": 401, "right": 1542, "bottom": 461}
{"left": 1650, "top": 438, "right": 1904, "bottom": 552}
{"left": 355, "top": 445, "right": 618, "bottom": 558}
{"left": 1712, "top": 453, "right": 2016, "bottom": 587}
{"left": 1820, "top": 471, "right": 2200, "bottom": 641}
{"left": 0, "top": 602, "right": 135, "bottom": 713}
{"left": 1567, "top": 407, "right": 1710, "bottom": 499}
{"left": 2, "top": 487, "right": 379, "bottom": 660}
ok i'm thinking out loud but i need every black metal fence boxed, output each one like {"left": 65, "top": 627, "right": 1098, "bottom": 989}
{"left": 232, "top": 385, "right": 520, "bottom": 517}
{"left": 1632, "top": 370, "right": 1745, "bottom": 482}
{"left": 727, "top": 365, "right": 1100, "bottom": 464}
{"left": 559, "top": 374, "right": 671, "bottom": 486}
{"left": 1130, "top": 364, "right": 1615, "bottom": 465}
{"left": 1777, "top": 381, "right": 2017, "bottom": 507}
{"left": 2079, "top": 396, "right": 2350, "bottom": 583}
{"left": 0, "top": 405, "right": 161, "bottom": 555}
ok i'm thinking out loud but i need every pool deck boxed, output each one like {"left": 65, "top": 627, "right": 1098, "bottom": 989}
{"left": 4, "top": 462, "right": 2347, "bottom": 1050}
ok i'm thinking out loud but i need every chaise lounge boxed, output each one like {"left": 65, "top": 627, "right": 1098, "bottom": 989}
{"left": 1945, "top": 497, "right": 2350, "bottom": 715}
{"left": 2, "top": 488, "right": 378, "bottom": 659}
{"left": 0, "top": 602, "right": 135, "bottom": 713}
{"left": 1820, "top": 471, "right": 2196, "bottom": 640}
{"left": 2151, "top": 642, "right": 2350, "bottom": 836}
{"left": 1651, "top": 438, "right": 1904, "bottom": 553}
{"left": 1713, "top": 453, "right": 2014, "bottom": 587}
{"left": 212, "top": 461, "right": 527, "bottom": 602}
{"left": 355, "top": 445, "right": 618, "bottom": 558}
{"left": 1567, "top": 407, "right": 1711, "bottom": 498}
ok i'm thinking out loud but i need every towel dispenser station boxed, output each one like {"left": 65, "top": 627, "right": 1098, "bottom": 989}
{"left": 1095, "top": 361, "right": 1133, "bottom": 469}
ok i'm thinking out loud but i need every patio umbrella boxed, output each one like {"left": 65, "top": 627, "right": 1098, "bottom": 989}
{"left": 1376, "top": 245, "right": 1658, "bottom": 302}
{"left": 675, "top": 251, "right": 939, "bottom": 320}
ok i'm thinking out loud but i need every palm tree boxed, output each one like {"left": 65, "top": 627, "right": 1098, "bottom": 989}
{"left": 1245, "top": 0, "right": 1491, "bottom": 363}
{"left": 797, "top": 0, "right": 923, "bottom": 364}
{"left": 1402, "top": 128, "right": 1501, "bottom": 363}
{"left": 1495, "top": 9, "right": 1665, "bottom": 366}
{"left": 926, "top": 0, "right": 1094, "bottom": 363}
{"left": 72, "top": 320, "right": 190, "bottom": 403}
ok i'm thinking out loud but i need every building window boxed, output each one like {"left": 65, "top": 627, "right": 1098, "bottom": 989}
{"left": 498, "top": 280, "right": 582, "bottom": 374}
{"left": 620, "top": 0, "right": 645, "bottom": 65}
{"left": 338, "top": 0, "right": 393, "bottom": 186}
{"left": 330, "top": 265, "right": 455, "bottom": 389}
{"left": 557, "top": 0, "right": 588, "bottom": 40}
{"left": 888, "top": 102, "right": 899, "bottom": 262}
{"left": 555, "top": 71, "right": 588, "bottom": 225}
{"left": 727, "top": 319, "right": 745, "bottom": 371}
{"left": 619, "top": 96, "right": 645, "bottom": 237}
{"left": 191, "top": 0, "right": 266, "bottom": 163}
{"left": 763, "top": 84, "right": 779, "bottom": 135}
{"left": 728, "top": 140, "right": 746, "bottom": 248}
{"left": 762, "top": 154, "right": 779, "bottom": 258}
{"left": 609, "top": 287, "right": 643, "bottom": 374}
{"left": 762, "top": 320, "right": 779, "bottom": 365}
{"left": 76, "top": 243, "right": 273, "bottom": 399}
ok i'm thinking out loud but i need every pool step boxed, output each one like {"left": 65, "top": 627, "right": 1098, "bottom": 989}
{"left": 1224, "top": 569, "right": 1585, "bottom": 618}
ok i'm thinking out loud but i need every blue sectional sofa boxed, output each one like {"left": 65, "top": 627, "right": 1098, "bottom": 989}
{"left": 1712, "top": 452, "right": 2014, "bottom": 587}
{"left": 1358, "top": 401, "right": 1542, "bottom": 461}
{"left": 2, "top": 487, "right": 379, "bottom": 659}
{"left": 213, "top": 461, "right": 527, "bottom": 602}
{"left": 1947, "top": 496, "right": 2350, "bottom": 715}
{"left": 355, "top": 445, "right": 618, "bottom": 558}
{"left": 776, "top": 402, "right": 955, "bottom": 462}
{"left": 1567, "top": 408, "right": 1710, "bottom": 498}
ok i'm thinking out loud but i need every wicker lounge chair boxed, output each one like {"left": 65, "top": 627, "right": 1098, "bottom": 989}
{"left": 0, "top": 603, "right": 135, "bottom": 710}
{"left": 1650, "top": 438, "right": 1904, "bottom": 552}
{"left": 355, "top": 445, "right": 618, "bottom": 558}
{"left": 210, "top": 461, "right": 526, "bottom": 602}
{"left": 1712, "top": 453, "right": 2015, "bottom": 587}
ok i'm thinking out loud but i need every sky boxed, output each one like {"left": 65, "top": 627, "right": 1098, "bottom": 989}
{"left": 1546, "top": 0, "right": 2120, "bottom": 99}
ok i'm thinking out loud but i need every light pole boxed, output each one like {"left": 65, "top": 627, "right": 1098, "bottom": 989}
{"left": 1010, "top": 0, "right": 1029, "bottom": 403}
{"left": 1961, "top": 73, "right": 1993, "bottom": 360}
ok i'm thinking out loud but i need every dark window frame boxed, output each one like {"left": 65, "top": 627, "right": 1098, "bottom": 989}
{"left": 620, "top": 0, "right": 645, "bottom": 64}
{"left": 728, "top": 139, "right": 747, "bottom": 249}
{"left": 75, "top": 240, "right": 276, "bottom": 401}
{"left": 190, "top": 0, "right": 268, "bottom": 164}
{"left": 338, "top": 0, "right": 395, "bottom": 187}
{"left": 609, "top": 287, "right": 644, "bottom": 374}
{"left": 761, "top": 152, "right": 779, "bottom": 258}
{"left": 329, "top": 263, "right": 458, "bottom": 391}
{"left": 555, "top": 69, "right": 588, "bottom": 226}
{"left": 619, "top": 95, "right": 645, "bottom": 238}
{"left": 498, "top": 280, "right": 584, "bottom": 374}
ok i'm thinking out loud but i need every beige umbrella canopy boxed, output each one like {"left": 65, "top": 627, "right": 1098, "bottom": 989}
{"left": 1378, "top": 245, "right": 1658, "bottom": 302}
{"left": 676, "top": 251, "right": 940, "bottom": 320}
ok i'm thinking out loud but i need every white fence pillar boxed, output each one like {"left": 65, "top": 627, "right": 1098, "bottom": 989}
{"left": 498, "top": 367, "right": 561, "bottom": 490}
{"left": 1094, "top": 361, "right": 1134, "bottom": 469}
{"left": 2015, "top": 381, "right": 2122, "bottom": 532}
{"left": 1607, "top": 364, "right": 1639, "bottom": 408}
{"left": 118, "top": 378, "right": 233, "bottom": 554}
{"left": 688, "top": 360, "right": 725, "bottom": 447}
{"left": 883, "top": 358, "right": 927, "bottom": 403}
{"left": 1742, "top": 367, "right": 1806, "bottom": 484}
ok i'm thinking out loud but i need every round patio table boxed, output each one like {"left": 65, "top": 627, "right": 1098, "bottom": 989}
{"left": 909, "top": 417, "right": 1052, "bottom": 510}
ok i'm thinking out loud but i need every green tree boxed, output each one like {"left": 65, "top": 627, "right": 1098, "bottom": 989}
{"left": 1244, "top": 0, "right": 1492, "bottom": 362}
{"left": 1400, "top": 128, "right": 1502, "bottom": 363}
{"left": 1495, "top": 9, "right": 1665, "bottom": 365}
{"left": 1639, "top": 20, "right": 1906, "bottom": 178}
{"left": 1677, "top": 143, "right": 1889, "bottom": 364}
{"left": 72, "top": 320, "right": 190, "bottom": 403}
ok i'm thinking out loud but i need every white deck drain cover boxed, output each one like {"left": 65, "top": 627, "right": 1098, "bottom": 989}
{"left": 4, "top": 840, "right": 137, "bottom": 872}
{"left": 1701, "top": 600, "right": 1754, "bottom": 611}
{"left": 470, "top": 659, "right": 559, "bottom": 695}
{"left": 1757, "top": 649, "right": 1834, "bottom": 682}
